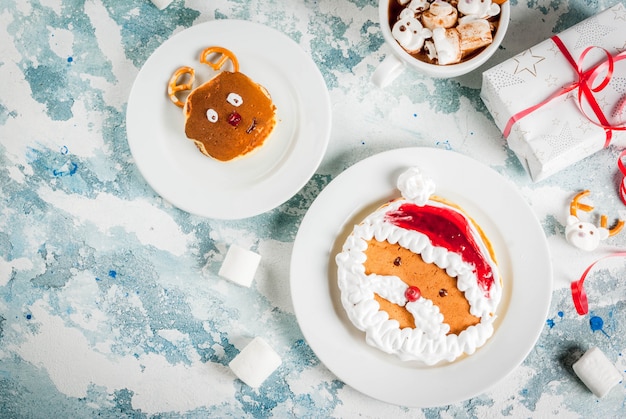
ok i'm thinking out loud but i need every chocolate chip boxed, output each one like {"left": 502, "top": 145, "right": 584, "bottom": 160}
{"left": 246, "top": 117, "right": 257, "bottom": 134}
{"left": 439, "top": 289, "right": 448, "bottom": 297}
{"left": 393, "top": 257, "right": 401, "bottom": 266}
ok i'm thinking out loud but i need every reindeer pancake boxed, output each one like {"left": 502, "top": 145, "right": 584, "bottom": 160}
{"left": 167, "top": 47, "right": 276, "bottom": 162}
{"left": 335, "top": 167, "right": 502, "bottom": 365}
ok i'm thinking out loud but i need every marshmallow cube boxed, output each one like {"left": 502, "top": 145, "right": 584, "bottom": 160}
{"left": 229, "top": 337, "right": 281, "bottom": 388}
{"left": 572, "top": 347, "right": 623, "bottom": 398}
{"left": 150, "top": 0, "right": 173, "bottom": 10}
{"left": 218, "top": 245, "right": 261, "bottom": 287}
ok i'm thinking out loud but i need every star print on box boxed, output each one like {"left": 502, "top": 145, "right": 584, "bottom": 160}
{"left": 545, "top": 75, "right": 559, "bottom": 87}
{"left": 613, "top": 5, "right": 626, "bottom": 21}
{"left": 572, "top": 16, "right": 614, "bottom": 49}
{"left": 543, "top": 125, "right": 575, "bottom": 160}
{"left": 615, "top": 95, "right": 626, "bottom": 120}
{"left": 513, "top": 49, "right": 545, "bottom": 77}
{"left": 481, "top": 3, "right": 626, "bottom": 182}
{"left": 483, "top": 69, "right": 524, "bottom": 91}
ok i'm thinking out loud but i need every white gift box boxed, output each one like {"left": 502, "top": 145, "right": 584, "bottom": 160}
{"left": 481, "top": 3, "right": 626, "bottom": 182}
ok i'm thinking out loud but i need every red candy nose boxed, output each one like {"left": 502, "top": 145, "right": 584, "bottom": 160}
{"left": 228, "top": 112, "right": 242, "bottom": 127}
{"left": 405, "top": 286, "right": 421, "bottom": 302}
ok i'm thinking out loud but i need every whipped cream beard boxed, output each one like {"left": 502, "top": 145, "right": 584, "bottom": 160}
{"left": 388, "top": 0, "right": 501, "bottom": 66}
{"left": 335, "top": 167, "right": 502, "bottom": 365}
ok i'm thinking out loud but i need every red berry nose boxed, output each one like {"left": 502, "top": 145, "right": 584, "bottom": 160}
{"left": 228, "top": 112, "right": 242, "bottom": 127}
{"left": 405, "top": 286, "right": 421, "bottom": 302}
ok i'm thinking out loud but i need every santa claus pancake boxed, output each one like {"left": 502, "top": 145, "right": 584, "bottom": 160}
{"left": 335, "top": 167, "right": 502, "bottom": 365}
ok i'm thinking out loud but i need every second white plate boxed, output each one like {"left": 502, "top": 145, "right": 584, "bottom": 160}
{"left": 126, "top": 20, "right": 331, "bottom": 219}
{"left": 290, "top": 147, "right": 552, "bottom": 407}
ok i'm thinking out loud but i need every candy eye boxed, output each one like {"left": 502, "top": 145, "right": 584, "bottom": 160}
{"left": 226, "top": 93, "right": 243, "bottom": 107}
{"left": 206, "top": 109, "right": 218, "bottom": 123}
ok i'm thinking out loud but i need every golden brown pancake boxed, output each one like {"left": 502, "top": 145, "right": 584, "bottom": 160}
{"left": 183, "top": 71, "right": 276, "bottom": 161}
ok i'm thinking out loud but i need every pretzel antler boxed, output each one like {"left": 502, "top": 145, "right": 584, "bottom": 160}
{"left": 569, "top": 190, "right": 624, "bottom": 237}
{"left": 569, "top": 190, "right": 594, "bottom": 216}
{"left": 200, "top": 46, "right": 239, "bottom": 72}
{"left": 600, "top": 214, "right": 625, "bottom": 237}
{"left": 167, "top": 66, "right": 195, "bottom": 108}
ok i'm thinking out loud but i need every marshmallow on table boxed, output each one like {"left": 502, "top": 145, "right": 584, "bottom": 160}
{"left": 229, "top": 337, "right": 282, "bottom": 388}
{"left": 150, "top": 0, "right": 173, "bottom": 10}
{"left": 218, "top": 244, "right": 261, "bottom": 287}
{"left": 572, "top": 347, "right": 623, "bottom": 398}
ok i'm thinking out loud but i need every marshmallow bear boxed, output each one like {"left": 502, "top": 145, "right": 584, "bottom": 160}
{"left": 392, "top": 9, "right": 433, "bottom": 53}
{"left": 422, "top": 0, "right": 459, "bottom": 30}
{"left": 457, "top": 0, "right": 500, "bottom": 19}
{"left": 564, "top": 215, "right": 609, "bottom": 251}
{"left": 405, "top": 0, "right": 430, "bottom": 13}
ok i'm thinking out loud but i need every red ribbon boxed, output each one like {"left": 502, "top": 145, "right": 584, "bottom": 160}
{"left": 503, "top": 35, "right": 626, "bottom": 142}
{"left": 571, "top": 253, "right": 626, "bottom": 315}
{"left": 619, "top": 150, "right": 626, "bottom": 205}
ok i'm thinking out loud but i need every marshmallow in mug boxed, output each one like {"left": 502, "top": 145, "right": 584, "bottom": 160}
{"left": 390, "top": 0, "right": 501, "bottom": 65}
{"left": 458, "top": 0, "right": 500, "bottom": 19}
{"left": 422, "top": 0, "right": 458, "bottom": 30}
{"left": 392, "top": 9, "right": 433, "bottom": 53}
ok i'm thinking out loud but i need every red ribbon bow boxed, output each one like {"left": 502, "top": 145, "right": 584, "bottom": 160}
{"left": 504, "top": 35, "right": 626, "bottom": 203}
{"left": 504, "top": 35, "right": 626, "bottom": 140}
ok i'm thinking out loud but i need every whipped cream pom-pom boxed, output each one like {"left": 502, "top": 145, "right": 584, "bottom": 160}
{"left": 458, "top": 0, "right": 500, "bottom": 19}
{"left": 397, "top": 167, "right": 435, "bottom": 204}
{"left": 392, "top": 9, "right": 433, "bottom": 54}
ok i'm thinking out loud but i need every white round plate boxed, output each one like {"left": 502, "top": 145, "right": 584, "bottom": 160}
{"left": 126, "top": 20, "right": 331, "bottom": 219}
{"left": 290, "top": 147, "right": 552, "bottom": 408}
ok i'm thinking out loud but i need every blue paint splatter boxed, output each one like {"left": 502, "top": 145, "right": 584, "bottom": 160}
{"left": 67, "top": 56, "right": 73, "bottom": 63}
{"left": 558, "top": 311, "right": 564, "bottom": 318}
{"left": 436, "top": 140, "right": 452, "bottom": 150}
{"left": 590, "top": 315, "right": 609, "bottom": 337}
{"left": 109, "top": 270, "right": 117, "bottom": 278}
{"left": 546, "top": 319, "right": 555, "bottom": 328}
{"left": 52, "top": 161, "right": 78, "bottom": 177}
{"left": 25, "top": 313, "right": 32, "bottom": 320}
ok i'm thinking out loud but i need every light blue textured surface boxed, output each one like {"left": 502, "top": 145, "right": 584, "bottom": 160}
{"left": 1, "top": 0, "right": 625, "bottom": 417}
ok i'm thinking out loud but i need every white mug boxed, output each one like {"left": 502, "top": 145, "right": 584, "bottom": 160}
{"left": 372, "top": 0, "right": 511, "bottom": 87}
